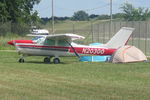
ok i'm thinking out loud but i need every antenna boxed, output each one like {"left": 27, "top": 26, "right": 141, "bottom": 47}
{"left": 110, "top": 0, "right": 112, "bottom": 21}
{"left": 109, "top": 0, "right": 112, "bottom": 39}
{"left": 52, "top": 0, "right": 54, "bottom": 33}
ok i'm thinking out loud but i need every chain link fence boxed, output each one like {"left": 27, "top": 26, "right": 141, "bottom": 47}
{"left": 53, "top": 21, "right": 150, "bottom": 56}
{"left": 0, "top": 21, "right": 150, "bottom": 56}
{"left": 91, "top": 21, "right": 150, "bottom": 56}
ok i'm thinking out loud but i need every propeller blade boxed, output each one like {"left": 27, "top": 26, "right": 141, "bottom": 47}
{"left": 13, "top": 40, "right": 19, "bottom": 51}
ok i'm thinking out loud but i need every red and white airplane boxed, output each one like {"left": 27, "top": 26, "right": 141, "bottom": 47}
{"left": 8, "top": 27, "right": 134, "bottom": 64}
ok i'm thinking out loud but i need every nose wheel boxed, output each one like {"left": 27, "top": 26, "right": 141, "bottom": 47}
{"left": 19, "top": 58, "right": 24, "bottom": 63}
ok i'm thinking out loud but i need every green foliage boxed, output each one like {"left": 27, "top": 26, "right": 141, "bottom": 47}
{"left": 11, "top": 22, "right": 30, "bottom": 35}
{"left": 121, "top": 3, "right": 150, "bottom": 21}
{"left": 0, "top": 22, "right": 30, "bottom": 36}
{"left": 98, "top": 14, "right": 110, "bottom": 20}
{"left": 112, "top": 13, "right": 124, "bottom": 19}
{"left": 72, "top": 10, "right": 89, "bottom": 21}
{"left": 0, "top": 0, "right": 41, "bottom": 25}
{"left": 0, "top": 22, "right": 11, "bottom": 36}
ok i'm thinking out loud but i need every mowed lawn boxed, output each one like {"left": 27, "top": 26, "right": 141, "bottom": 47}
{"left": 0, "top": 51, "right": 150, "bottom": 100}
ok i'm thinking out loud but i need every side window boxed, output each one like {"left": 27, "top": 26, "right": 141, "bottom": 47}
{"left": 44, "top": 39, "right": 55, "bottom": 46}
{"left": 58, "top": 40, "right": 69, "bottom": 46}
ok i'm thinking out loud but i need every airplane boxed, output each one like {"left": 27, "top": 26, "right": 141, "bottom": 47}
{"left": 8, "top": 27, "right": 134, "bottom": 64}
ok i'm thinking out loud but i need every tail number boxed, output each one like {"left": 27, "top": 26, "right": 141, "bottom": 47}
{"left": 82, "top": 48, "right": 104, "bottom": 55}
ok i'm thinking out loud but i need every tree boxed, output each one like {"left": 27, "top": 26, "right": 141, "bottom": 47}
{"left": 112, "top": 13, "right": 124, "bottom": 19}
{"left": 31, "top": 11, "right": 41, "bottom": 26}
{"left": 98, "top": 14, "right": 110, "bottom": 20}
{"left": 0, "top": 1, "right": 9, "bottom": 22}
{"left": 121, "top": 3, "right": 150, "bottom": 21}
{"left": 72, "top": 10, "right": 89, "bottom": 21}
{"left": 89, "top": 14, "right": 99, "bottom": 19}
{"left": 0, "top": 0, "right": 41, "bottom": 24}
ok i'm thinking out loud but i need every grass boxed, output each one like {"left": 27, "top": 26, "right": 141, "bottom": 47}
{"left": 0, "top": 51, "right": 150, "bottom": 100}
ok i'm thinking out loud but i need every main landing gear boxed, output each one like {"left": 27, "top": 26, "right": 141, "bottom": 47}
{"left": 18, "top": 56, "right": 60, "bottom": 64}
{"left": 53, "top": 58, "right": 60, "bottom": 64}
{"left": 44, "top": 57, "right": 50, "bottom": 63}
{"left": 44, "top": 57, "right": 60, "bottom": 64}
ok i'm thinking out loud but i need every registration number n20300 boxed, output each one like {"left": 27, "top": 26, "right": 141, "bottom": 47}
{"left": 82, "top": 48, "right": 105, "bottom": 55}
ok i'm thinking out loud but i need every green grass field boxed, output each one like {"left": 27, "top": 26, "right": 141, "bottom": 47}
{"left": 0, "top": 51, "right": 150, "bottom": 100}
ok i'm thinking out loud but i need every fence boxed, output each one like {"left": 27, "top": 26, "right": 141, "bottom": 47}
{"left": 91, "top": 21, "right": 150, "bottom": 56}
{"left": 53, "top": 21, "right": 150, "bottom": 56}
{"left": 0, "top": 21, "right": 150, "bottom": 56}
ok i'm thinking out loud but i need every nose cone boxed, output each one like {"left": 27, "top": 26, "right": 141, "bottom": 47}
{"left": 8, "top": 40, "right": 14, "bottom": 46}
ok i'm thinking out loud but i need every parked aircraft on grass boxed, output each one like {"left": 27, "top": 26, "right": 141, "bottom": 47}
{"left": 8, "top": 27, "right": 134, "bottom": 64}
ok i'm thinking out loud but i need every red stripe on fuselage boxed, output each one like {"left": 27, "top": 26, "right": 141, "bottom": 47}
{"left": 17, "top": 44, "right": 116, "bottom": 55}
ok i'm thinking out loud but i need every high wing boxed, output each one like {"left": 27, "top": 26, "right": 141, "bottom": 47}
{"left": 45, "top": 34, "right": 85, "bottom": 43}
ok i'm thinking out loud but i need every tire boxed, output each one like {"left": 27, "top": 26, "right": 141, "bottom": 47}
{"left": 44, "top": 57, "right": 50, "bottom": 63}
{"left": 19, "top": 58, "right": 24, "bottom": 63}
{"left": 53, "top": 58, "right": 60, "bottom": 64}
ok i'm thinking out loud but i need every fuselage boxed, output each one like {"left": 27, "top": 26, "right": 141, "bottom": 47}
{"left": 8, "top": 37, "right": 116, "bottom": 57}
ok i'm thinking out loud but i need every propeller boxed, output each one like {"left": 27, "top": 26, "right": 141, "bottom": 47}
{"left": 13, "top": 40, "right": 19, "bottom": 52}
{"left": 65, "top": 40, "right": 80, "bottom": 58}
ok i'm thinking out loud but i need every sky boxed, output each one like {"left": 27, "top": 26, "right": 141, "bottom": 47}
{"left": 33, "top": 0, "right": 150, "bottom": 18}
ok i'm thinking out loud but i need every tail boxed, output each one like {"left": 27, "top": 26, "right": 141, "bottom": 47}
{"left": 104, "top": 27, "right": 135, "bottom": 49}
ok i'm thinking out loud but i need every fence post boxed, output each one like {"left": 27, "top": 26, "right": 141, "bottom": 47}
{"left": 103, "top": 22, "right": 105, "bottom": 43}
{"left": 145, "top": 21, "right": 147, "bottom": 55}
{"left": 10, "top": 22, "right": 12, "bottom": 40}
{"left": 138, "top": 21, "right": 141, "bottom": 49}
{"left": 119, "top": 21, "right": 122, "bottom": 28}
{"left": 131, "top": 21, "right": 134, "bottom": 46}
{"left": 72, "top": 22, "right": 75, "bottom": 34}
{"left": 91, "top": 22, "right": 94, "bottom": 43}
{"left": 98, "top": 24, "right": 100, "bottom": 43}
{"left": 109, "top": 21, "right": 111, "bottom": 39}
{"left": 114, "top": 22, "right": 116, "bottom": 34}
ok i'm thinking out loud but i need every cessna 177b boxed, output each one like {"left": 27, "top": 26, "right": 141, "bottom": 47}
{"left": 8, "top": 27, "right": 134, "bottom": 64}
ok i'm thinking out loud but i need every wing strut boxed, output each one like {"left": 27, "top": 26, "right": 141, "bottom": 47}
{"left": 65, "top": 40, "right": 80, "bottom": 58}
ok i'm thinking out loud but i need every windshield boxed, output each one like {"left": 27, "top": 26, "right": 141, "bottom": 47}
{"left": 31, "top": 36, "right": 45, "bottom": 44}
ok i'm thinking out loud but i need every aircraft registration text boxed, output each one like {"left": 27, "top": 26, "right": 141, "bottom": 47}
{"left": 82, "top": 48, "right": 105, "bottom": 55}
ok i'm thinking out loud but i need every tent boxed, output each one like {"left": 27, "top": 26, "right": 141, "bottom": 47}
{"left": 110, "top": 45, "right": 147, "bottom": 63}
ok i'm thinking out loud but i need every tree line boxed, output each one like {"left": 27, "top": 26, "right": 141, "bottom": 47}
{"left": 1, "top": 1, "right": 150, "bottom": 24}
{"left": 41, "top": 3, "right": 150, "bottom": 24}
{"left": 0, "top": 1, "right": 150, "bottom": 36}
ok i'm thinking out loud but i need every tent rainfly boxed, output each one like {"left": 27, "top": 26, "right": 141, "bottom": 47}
{"left": 110, "top": 45, "right": 147, "bottom": 63}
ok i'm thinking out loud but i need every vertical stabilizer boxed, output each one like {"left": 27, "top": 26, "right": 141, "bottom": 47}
{"left": 105, "top": 27, "right": 134, "bottom": 49}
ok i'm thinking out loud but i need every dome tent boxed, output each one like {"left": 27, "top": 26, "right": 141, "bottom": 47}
{"left": 110, "top": 45, "right": 147, "bottom": 63}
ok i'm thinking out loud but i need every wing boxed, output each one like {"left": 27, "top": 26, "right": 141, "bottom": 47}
{"left": 46, "top": 34, "right": 85, "bottom": 43}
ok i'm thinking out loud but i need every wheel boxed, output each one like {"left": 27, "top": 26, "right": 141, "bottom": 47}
{"left": 44, "top": 57, "right": 50, "bottom": 63}
{"left": 53, "top": 58, "right": 60, "bottom": 64}
{"left": 19, "top": 58, "right": 24, "bottom": 63}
